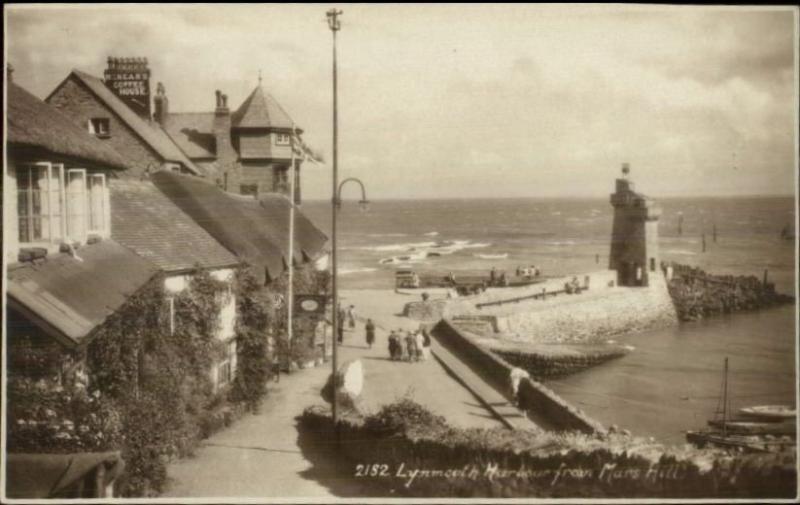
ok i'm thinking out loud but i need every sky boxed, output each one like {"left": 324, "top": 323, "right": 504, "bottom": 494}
{"left": 5, "top": 4, "right": 798, "bottom": 200}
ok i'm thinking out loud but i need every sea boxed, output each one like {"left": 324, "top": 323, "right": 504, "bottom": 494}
{"left": 300, "top": 196, "right": 797, "bottom": 444}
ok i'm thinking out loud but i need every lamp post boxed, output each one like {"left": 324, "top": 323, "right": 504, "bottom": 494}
{"left": 327, "top": 7, "right": 342, "bottom": 427}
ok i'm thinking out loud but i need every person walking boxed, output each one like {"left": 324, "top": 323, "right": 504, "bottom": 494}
{"left": 388, "top": 330, "right": 398, "bottom": 360}
{"left": 421, "top": 328, "right": 432, "bottom": 361}
{"left": 336, "top": 308, "right": 345, "bottom": 344}
{"left": 347, "top": 305, "right": 357, "bottom": 329}
{"left": 509, "top": 367, "right": 530, "bottom": 407}
{"left": 365, "top": 318, "right": 376, "bottom": 349}
{"left": 405, "top": 331, "right": 417, "bottom": 363}
{"left": 414, "top": 329, "right": 425, "bottom": 361}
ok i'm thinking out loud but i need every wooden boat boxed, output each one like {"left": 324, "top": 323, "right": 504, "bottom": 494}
{"left": 706, "top": 418, "right": 796, "bottom": 436}
{"left": 686, "top": 431, "right": 794, "bottom": 453}
{"left": 685, "top": 357, "right": 796, "bottom": 453}
{"left": 738, "top": 405, "right": 796, "bottom": 421}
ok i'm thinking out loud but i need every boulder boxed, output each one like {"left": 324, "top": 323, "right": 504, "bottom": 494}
{"left": 321, "top": 359, "right": 364, "bottom": 413}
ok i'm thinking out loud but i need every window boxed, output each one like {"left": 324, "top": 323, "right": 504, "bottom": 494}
{"left": 240, "top": 183, "right": 258, "bottom": 196}
{"left": 275, "top": 133, "right": 290, "bottom": 146}
{"left": 88, "top": 118, "right": 110, "bottom": 138}
{"left": 17, "top": 163, "right": 65, "bottom": 243}
{"left": 217, "top": 340, "right": 237, "bottom": 388}
{"left": 16, "top": 163, "right": 111, "bottom": 249}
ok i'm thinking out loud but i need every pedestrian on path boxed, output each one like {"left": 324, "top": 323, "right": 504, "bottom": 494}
{"left": 405, "top": 331, "right": 417, "bottom": 363}
{"left": 414, "top": 329, "right": 425, "bottom": 361}
{"left": 389, "top": 330, "right": 397, "bottom": 361}
{"left": 509, "top": 367, "right": 530, "bottom": 407}
{"left": 337, "top": 314, "right": 344, "bottom": 344}
{"left": 347, "top": 305, "right": 356, "bottom": 329}
{"left": 421, "top": 328, "right": 432, "bottom": 361}
{"left": 365, "top": 319, "right": 375, "bottom": 349}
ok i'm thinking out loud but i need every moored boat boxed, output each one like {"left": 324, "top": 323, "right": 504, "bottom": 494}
{"left": 738, "top": 405, "right": 796, "bottom": 421}
{"left": 685, "top": 357, "right": 796, "bottom": 453}
{"left": 706, "top": 418, "right": 796, "bottom": 436}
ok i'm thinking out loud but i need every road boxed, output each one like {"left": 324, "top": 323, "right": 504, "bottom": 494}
{"left": 164, "top": 299, "right": 503, "bottom": 498}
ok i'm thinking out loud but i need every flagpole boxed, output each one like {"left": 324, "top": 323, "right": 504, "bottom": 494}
{"left": 287, "top": 126, "right": 297, "bottom": 346}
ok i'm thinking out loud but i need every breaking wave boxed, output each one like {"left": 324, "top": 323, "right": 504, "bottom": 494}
{"left": 339, "top": 267, "right": 378, "bottom": 275}
{"left": 475, "top": 253, "right": 509, "bottom": 259}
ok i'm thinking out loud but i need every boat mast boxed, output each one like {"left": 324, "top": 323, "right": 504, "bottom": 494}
{"left": 722, "top": 357, "right": 729, "bottom": 437}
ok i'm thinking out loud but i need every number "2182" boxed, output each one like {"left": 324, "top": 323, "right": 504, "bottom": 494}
{"left": 355, "top": 464, "right": 390, "bottom": 477}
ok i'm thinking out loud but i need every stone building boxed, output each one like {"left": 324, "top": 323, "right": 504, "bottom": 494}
{"left": 608, "top": 164, "right": 661, "bottom": 287}
{"left": 160, "top": 80, "right": 304, "bottom": 202}
{"left": 46, "top": 69, "right": 201, "bottom": 178}
{"left": 7, "top": 79, "right": 241, "bottom": 393}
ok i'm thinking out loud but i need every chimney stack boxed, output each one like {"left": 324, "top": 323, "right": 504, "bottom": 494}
{"left": 7, "top": 62, "right": 13, "bottom": 82}
{"left": 153, "top": 82, "right": 169, "bottom": 125}
{"left": 213, "top": 89, "right": 237, "bottom": 191}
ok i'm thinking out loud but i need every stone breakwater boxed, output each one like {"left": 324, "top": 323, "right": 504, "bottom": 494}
{"left": 667, "top": 264, "right": 795, "bottom": 322}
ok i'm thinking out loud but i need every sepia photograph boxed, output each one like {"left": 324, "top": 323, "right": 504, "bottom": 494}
{"left": 2, "top": 3, "right": 798, "bottom": 502}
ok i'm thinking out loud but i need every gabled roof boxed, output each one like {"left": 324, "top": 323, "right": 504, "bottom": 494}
{"left": 7, "top": 240, "right": 158, "bottom": 346}
{"left": 50, "top": 70, "right": 203, "bottom": 176}
{"left": 231, "top": 85, "right": 298, "bottom": 130}
{"left": 151, "top": 170, "right": 327, "bottom": 284}
{"left": 7, "top": 82, "right": 128, "bottom": 170}
{"left": 163, "top": 112, "right": 216, "bottom": 158}
{"left": 110, "top": 178, "right": 239, "bottom": 272}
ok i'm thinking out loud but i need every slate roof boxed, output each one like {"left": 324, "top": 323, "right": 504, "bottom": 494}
{"left": 7, "top": 240, "right": 157, "bottom": 346}
{"left": 52, "top": 70, "right": 203, "bottom": 175}
{"left": 151, "top": 170, "right": 327, "bottom": 284}
{"left": 231, "top": 85, "right": 298, "bottom": 130}
{"left": 7, "top": 82, "right": 128, "bottom": 170}
{"left": 110, "top": 178, "right": 239, "bottom": 272}
{"left": 162, "top": 112, "right": 216, "bottom": 158}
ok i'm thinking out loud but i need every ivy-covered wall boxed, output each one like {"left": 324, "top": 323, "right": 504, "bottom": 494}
{"left": 6, "top": 262, "right": 330, "bottom": 497}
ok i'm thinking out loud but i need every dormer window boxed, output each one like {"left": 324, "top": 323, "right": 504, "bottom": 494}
{"left": 88, "top": 118, "right": 110, "bottom": 138}
{"left": 275, "top": 133, "right": 291, "bottom": 146}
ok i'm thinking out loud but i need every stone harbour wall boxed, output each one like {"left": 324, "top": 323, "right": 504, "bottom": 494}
{"left": 499, "top": 274, "right": 677, "bottom": 344}
{"left": 432, "top": 319, "right": 605, "bottom": 434}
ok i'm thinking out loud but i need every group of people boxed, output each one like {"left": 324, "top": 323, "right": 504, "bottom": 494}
{"left": 564, "top": 276, "right": 583, "bottom": 294}
{"left": 388, "top": 328, "right": 431, "bottom": 362}
{"left": 336, "top": 304, "right": 358, "bottom": 344}
{"left": 488, "top": 267, "right": 509, "bottom": 287}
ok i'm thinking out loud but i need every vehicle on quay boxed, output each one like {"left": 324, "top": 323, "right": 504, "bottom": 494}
{"left": 395, "top": 269, "right": 420, "bottom": 288}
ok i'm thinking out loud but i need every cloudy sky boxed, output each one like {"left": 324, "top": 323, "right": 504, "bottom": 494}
{"left": 5, "top": 4, "right": 797, "bottom": 199}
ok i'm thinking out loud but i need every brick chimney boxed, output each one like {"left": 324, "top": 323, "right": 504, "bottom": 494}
{"left": 153, "top": 82, "right": 169, "bottom": 125}
{"left": 213, "top": 90, "right": 238, "bottom": 191}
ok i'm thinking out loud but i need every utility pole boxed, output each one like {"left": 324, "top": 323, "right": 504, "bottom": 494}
{"left": 327, "top": 7, "right": 342, "bottom": 429}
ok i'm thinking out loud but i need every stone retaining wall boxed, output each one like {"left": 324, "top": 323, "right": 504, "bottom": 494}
{"left": 432, "top": 319, "right": 605, "bottom": 434}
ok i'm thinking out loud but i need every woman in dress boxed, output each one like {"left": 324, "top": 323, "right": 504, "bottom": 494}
{"left": 365, "top": 318, "right": 376, "bottom": 349}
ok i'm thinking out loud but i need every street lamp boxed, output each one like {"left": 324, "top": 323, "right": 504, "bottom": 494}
{"left": 327, "top": 7, "right": 343, "bottom": 428}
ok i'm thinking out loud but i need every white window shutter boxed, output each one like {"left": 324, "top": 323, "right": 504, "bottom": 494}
{"left": 66, "top": 169, "right": 87, "bottom": 244}
{"left": 102, "top": 175, "right": 111, "bottom": 237}
{"left": 34, "top": 162, "right": 51, "bottom": 241}
{"left": 50, "top": 163, "right": 65, "bottom": 241}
